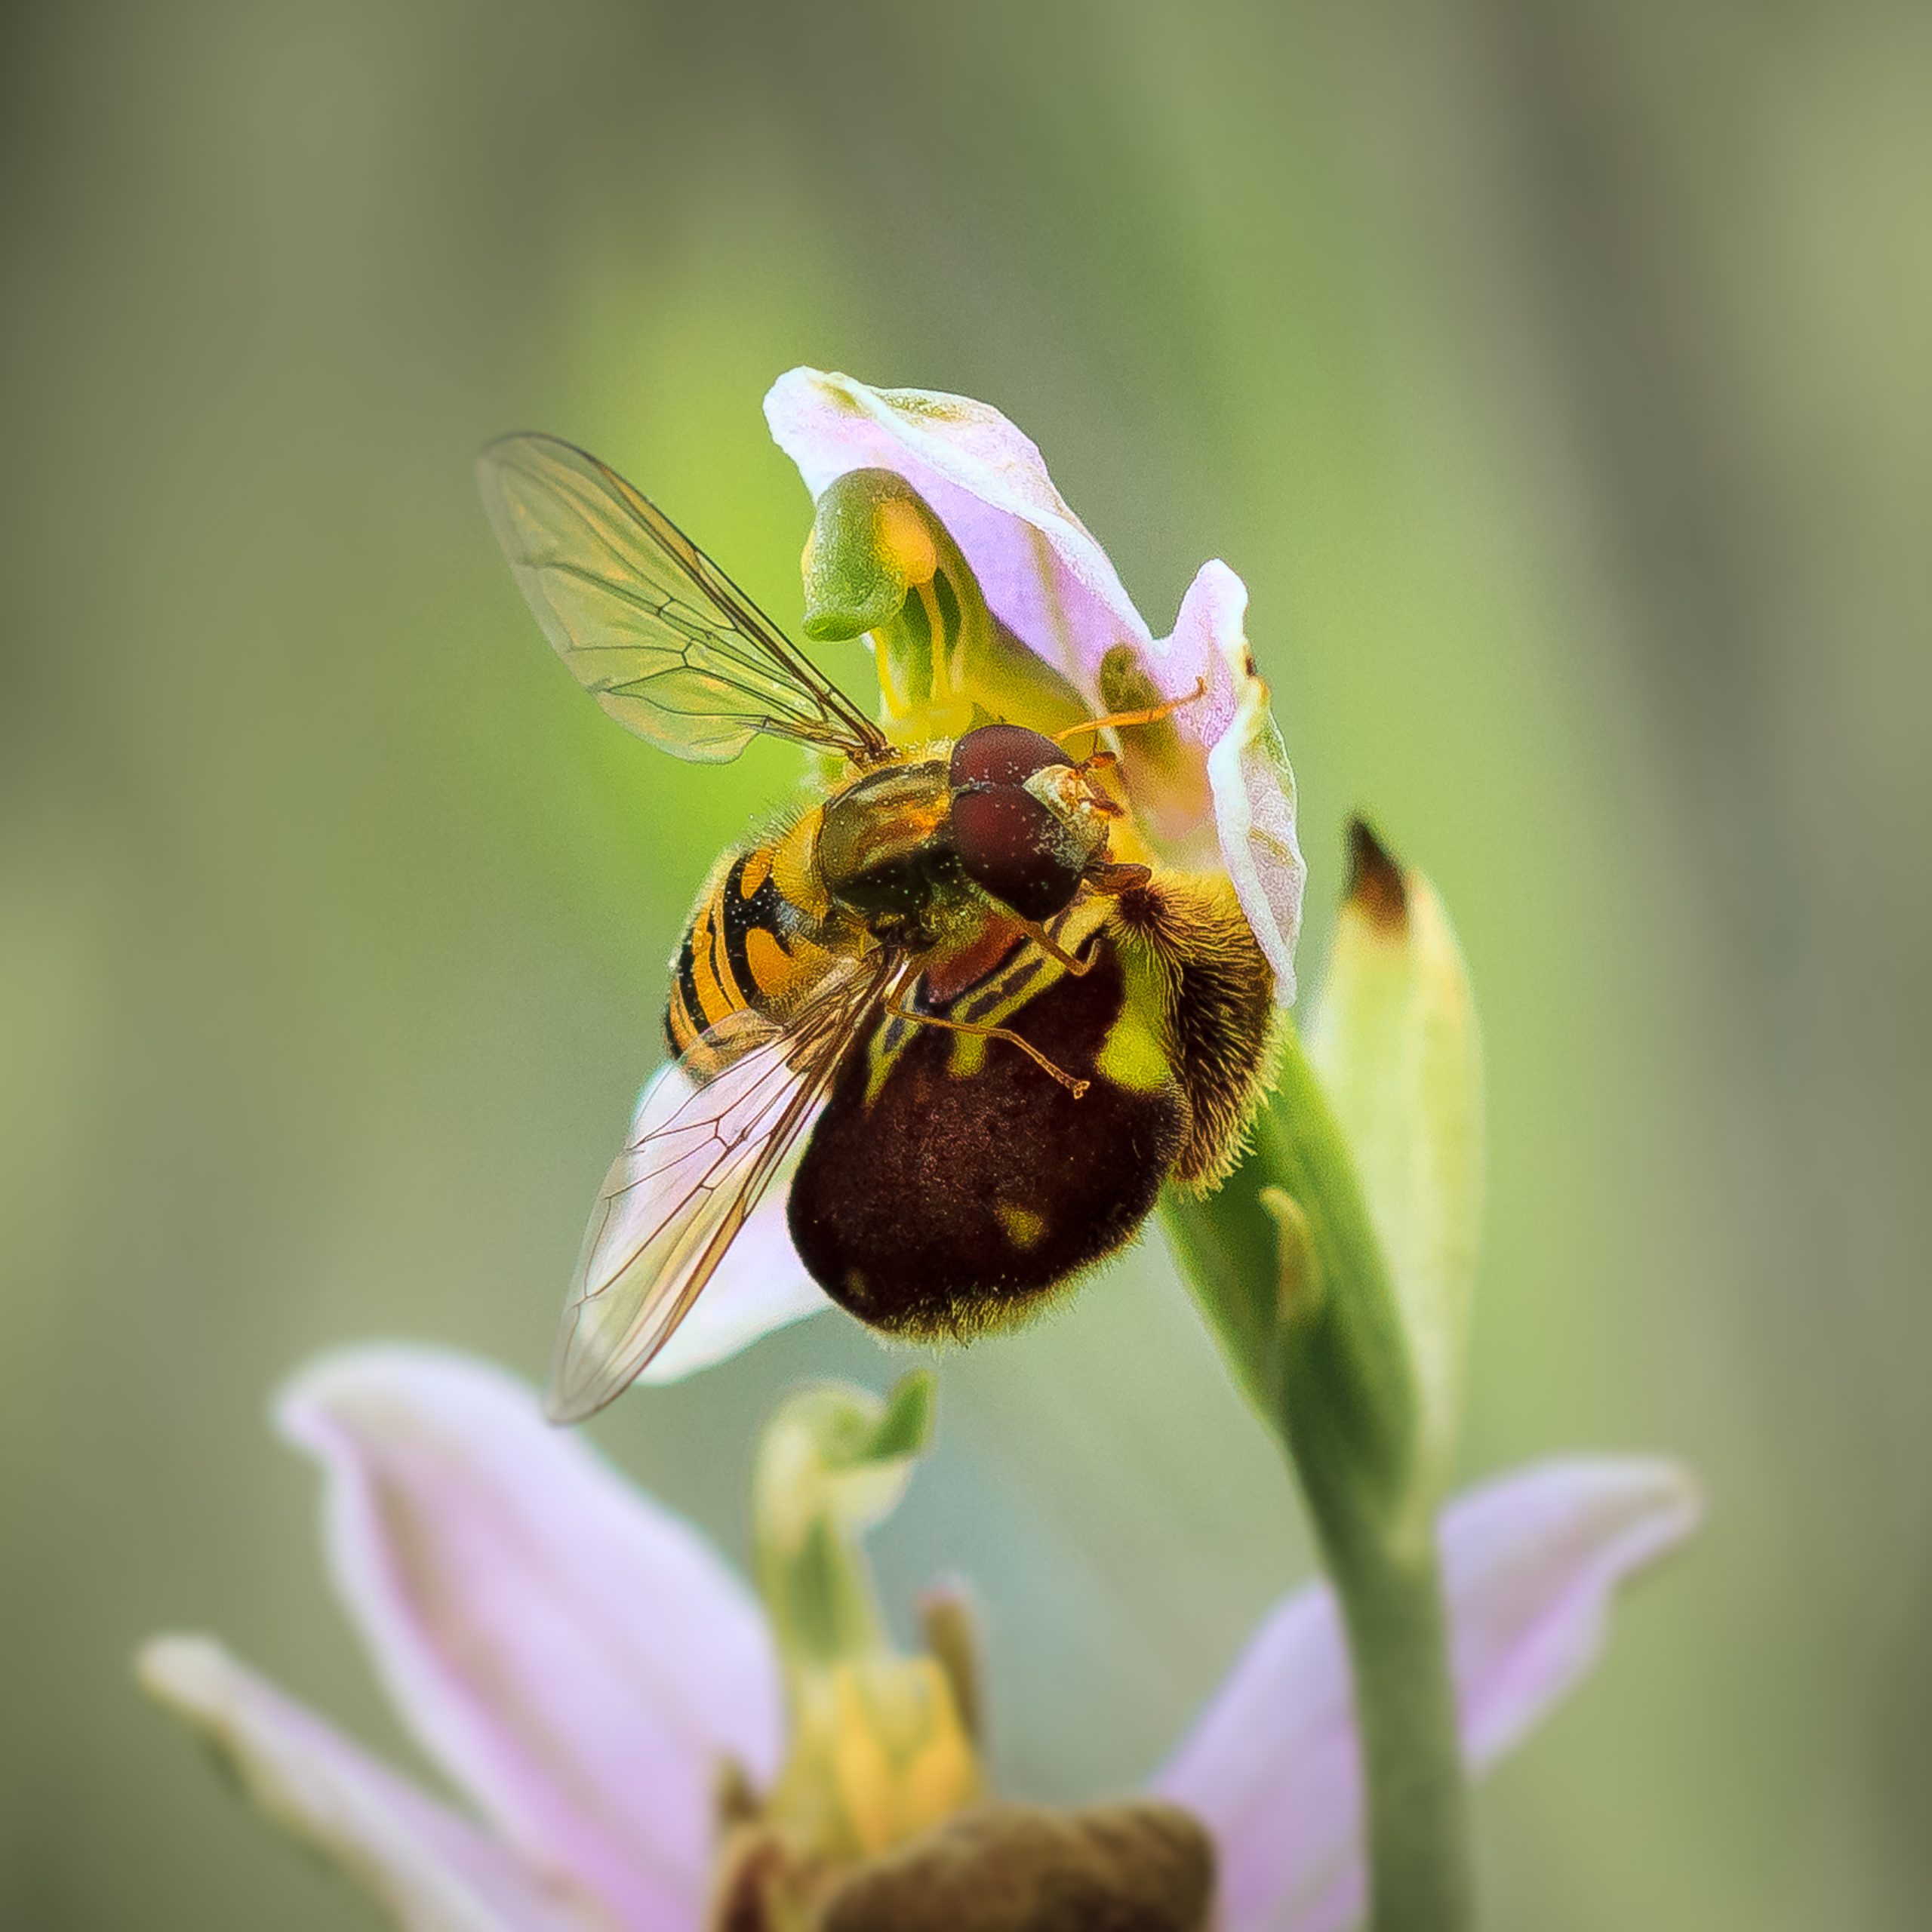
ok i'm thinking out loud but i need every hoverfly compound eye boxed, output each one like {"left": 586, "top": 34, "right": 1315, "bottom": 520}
{"left": 949, "top": 723, "right": 1072, "bottom": 790}
{"left": 951, "top": 789, "right": 1087, "bottom": 921}
{"left": 949, "top": 724, "right": 1092, "bottom": 922}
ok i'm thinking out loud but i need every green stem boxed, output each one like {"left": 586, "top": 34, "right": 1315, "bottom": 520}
{"left": 1328, "top": 1529, "right": 1475, "bottom": 1932}
{"left": 1164, "top": 1028, "right": 1475, "bottom": 1932}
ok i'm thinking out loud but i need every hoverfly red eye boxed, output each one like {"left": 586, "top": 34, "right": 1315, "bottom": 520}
{"left": 952, "top": 786, "right": 1086, "bottom": 921}
{"left": 949, "top": 723, "right": 1072, "bottom": 789}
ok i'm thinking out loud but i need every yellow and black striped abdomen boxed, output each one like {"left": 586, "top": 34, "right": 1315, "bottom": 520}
{"left": 665, "top": 830, "right": 837, "bottom": 1059}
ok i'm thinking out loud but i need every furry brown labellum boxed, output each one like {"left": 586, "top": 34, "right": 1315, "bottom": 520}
{"left": 787, "top": 871, "right": 1276, "bottom": 1335}
{"left": 789, "top": 928, "right": 1187, "bottom": 1335}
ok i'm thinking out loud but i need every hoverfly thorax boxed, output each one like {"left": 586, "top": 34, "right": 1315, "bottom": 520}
{"left": 816, "top": 758, "right": 964, "bottom": 949}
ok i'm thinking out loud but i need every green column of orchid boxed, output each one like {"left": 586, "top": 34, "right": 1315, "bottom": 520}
{"left": 1164, "top": 821, "right": 1484, "bottom": 1932}
{"left": 800, "top": 468, "right": 1090, "bottom": 745}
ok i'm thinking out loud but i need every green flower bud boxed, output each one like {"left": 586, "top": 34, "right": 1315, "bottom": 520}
{"left": 1307, "top": 820, "right": 1483, "bottom": 1524}
{"left": 1163, "top": 819, "right": 1484, "bottom": 1552}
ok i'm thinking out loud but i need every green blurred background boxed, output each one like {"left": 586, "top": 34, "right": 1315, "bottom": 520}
{"left": 3, "top": 1, "right": 1927, "bottom": 1924}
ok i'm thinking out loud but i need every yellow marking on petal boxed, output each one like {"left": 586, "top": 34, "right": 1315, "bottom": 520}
{"left": 869, "top": 631, "right": 909, "bottom": 722}
{"left": 1096, "top": 940, "right": 1177, "bottom": 1096}
{"left": 918, "top": 579, "right": 949, "bottom": 710}
{"left": 826, "top": 1660, "right": 981, "bottom": 1859}
{"left": 945, "top": 1032, "right": 987, "bottom": 1081}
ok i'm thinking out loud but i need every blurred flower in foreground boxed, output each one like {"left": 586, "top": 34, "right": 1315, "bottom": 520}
{"left": 140, "top": 1349, "right": 1697, "bottom": 1932}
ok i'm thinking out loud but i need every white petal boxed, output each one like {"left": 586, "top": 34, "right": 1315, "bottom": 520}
{"left": 1189, "top": 563, "right": 1306, "bottom": 1004}
{"left": 137, "top": 1636, "right": 598, "bottom": 1932}
{"left": 637, "top": 1181, "right": 830, "bottom": 1381}
{"left": 1152, "top": 1459, "right": 1700, "bottom": 1932}
{"left": 276, "top": 1348, "right": 783, "bottom": 1929}
{"left": 598, "top": 1066, "right": 831, "bottom": 1386}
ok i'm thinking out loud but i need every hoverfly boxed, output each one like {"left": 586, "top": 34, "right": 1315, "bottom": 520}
{"left": 478, "top": 435, "right": 1275, "bottom": 1423}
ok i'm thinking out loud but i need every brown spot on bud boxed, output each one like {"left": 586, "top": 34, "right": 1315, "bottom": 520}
{"left": 821, "top": 1801, "right": 1215, "bottom": 1932}
{"left": 1346, "top": 816, "right": 1409, "bottom": 936}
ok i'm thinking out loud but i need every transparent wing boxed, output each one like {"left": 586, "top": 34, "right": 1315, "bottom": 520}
{"left": 545, "top": 955, "right": 900, "bottom": 1423}
{"left": 478, "top": 432, "right": 889, "bottom": 764}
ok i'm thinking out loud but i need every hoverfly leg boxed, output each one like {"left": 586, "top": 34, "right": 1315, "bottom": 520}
{"left": 1051, "top": 675, "right": 1208, "bottom": 746}
{"left": 885, "top": 997, "right": 1090, "bottom": 1099}
{"left": 1011, "top": 913, "right": 1094, "bottom": 978}
{"left": 1084, "top": 860, "right": 1153, "bottom": 897}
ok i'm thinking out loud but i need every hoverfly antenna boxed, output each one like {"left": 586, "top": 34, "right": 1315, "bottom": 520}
{"left": 1050, "top": 676, "right": 1208, "bottom": 746}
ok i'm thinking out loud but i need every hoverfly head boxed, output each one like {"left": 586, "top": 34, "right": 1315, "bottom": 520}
{"left": 948, "top": 724, "right": 1113, "bottom": 922}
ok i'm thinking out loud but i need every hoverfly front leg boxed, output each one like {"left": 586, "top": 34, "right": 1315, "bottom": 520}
{"left": 1082, "top": 860, "right": 1154, "bottom": 896}
{"left": 884, "top": 997, "right": 1091, "bottom": 1099}
{"left": 1009, "top": 912, "right": 1096, "bottom": 979}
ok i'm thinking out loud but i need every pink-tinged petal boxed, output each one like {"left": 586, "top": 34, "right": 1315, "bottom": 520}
{"left": 276, "top": 1347, "right": 783, "bottom": 1930}
{"left": 765, "top": 368, "right": 1151, "bottom": 700}
{"left": 638, "top": 1184, "right": 829, "bottom": 1383}
{"left": 765, "top": 374, "right": 1305, "bottom": 995}
{"left": 1180, "top": 562, "right": 1306, "bottom": 1002}
{"left": 1151, "top": 1459, "right": 1700, "bottom": 1932}
{"left": 596, "top": 1066, "right": 832, "bottom": 1386}
{"left": 137, "top": 1636, "right": 598, "bottom": 1932}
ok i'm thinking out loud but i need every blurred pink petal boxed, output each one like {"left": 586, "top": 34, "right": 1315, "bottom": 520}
{"left": 764, "top": 368, "right": 1303, "bottom": 998}
{"left": 136, "top": 1636, "right": 594, "bottom": 1932}
{"left": 1152, "top": 1458, "right": 1700, "bottom": 1932}
{"left": 276, "top": 1347, "right": 783, "bottom": 1930}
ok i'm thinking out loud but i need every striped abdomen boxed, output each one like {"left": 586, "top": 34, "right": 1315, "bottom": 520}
{"left": 665, "top": 828, "right": 836, "bottom": 1059}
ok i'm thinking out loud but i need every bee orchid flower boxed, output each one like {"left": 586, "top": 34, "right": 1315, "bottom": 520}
{"left": 140, "top": 1348, "right": 1697, "bottom": 1932}
{"left": 626, "top": 369, "right": 1306, "bottom": 1385}
{"left": 765, "top": 367, "right": 1305, "bottom": 990}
